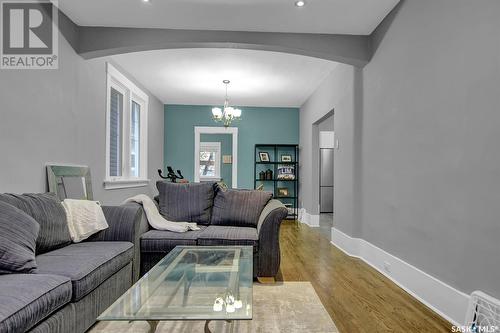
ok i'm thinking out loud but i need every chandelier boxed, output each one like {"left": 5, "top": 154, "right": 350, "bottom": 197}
{"left": 212, "top": 80, "right": 242, "bottom": 127}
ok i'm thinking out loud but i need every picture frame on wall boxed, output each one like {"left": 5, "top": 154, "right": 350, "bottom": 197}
{"left": 281, "top": 155, "right": 292, "bottom": 162}
{"left": 259, "top": 152, "right": 270, "bottom": 162}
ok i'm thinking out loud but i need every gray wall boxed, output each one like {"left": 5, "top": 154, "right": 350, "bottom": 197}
{"left": 299, "top": 64, "right": 363, "bottom": 236}
{"left": 318, "top": 114, "right": 334, "bottom": 132}
{"left": 0, "top": 32, "right": 164, "bottom": 205}
{"left": 301, "top": 0, "right": 500, "bottom": 299}
{"left": 362, "top": 0, "right": 500, "bottom": 298}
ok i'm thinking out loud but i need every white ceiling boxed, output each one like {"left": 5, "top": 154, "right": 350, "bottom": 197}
{"left": 111, "top": 48, "right": 338, "bottom": 107}
{"left": 60, "top": 0, "right": 400, "bottom": 35}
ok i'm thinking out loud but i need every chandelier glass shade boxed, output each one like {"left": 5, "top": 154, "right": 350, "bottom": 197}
{"left": 212, "top": 80, "right": 242, "bottom": 127}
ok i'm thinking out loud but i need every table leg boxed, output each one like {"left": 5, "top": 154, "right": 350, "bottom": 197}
{"left": 204, "top": 320, "right": 233, "bottom": 333}
{"left": 183, "top": 274, "right": 193, "bottom": 306}
{"left": 147, "top": 320, "right": 159, "bottom": 333}
{"left": 204, "top": 320, "right": 212, "bottom": 333}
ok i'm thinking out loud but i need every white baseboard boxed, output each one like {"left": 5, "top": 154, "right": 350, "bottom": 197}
{"left": 298, "top": 208, "right": 319, "bottom": 227}
{"left": 331, "top": 227, "right": 469, "bottom": 327}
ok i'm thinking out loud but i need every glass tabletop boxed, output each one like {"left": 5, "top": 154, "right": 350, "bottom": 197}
{"left": 98, "top": 246, "right": 253, "bottom": 321}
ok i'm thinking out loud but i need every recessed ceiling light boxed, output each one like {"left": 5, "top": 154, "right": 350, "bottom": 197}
{"left": 295, "top": 0, "right": 306, "bottom": 7}
{"left": 142, "top": 0, "right": 151, "bottom": 3}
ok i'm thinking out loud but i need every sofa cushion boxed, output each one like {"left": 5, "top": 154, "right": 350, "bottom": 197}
{"left": 35, "top": 242, "right": 133, "bottom": 301}
{"left": 156, "top": 181, "right": 216, "bottom": 225}
{"left": 211, "top": 188, "right": 272, "bottom": 228}
{"left": 0, "top": 201, "right": 39, "bottom": 274}
{"left": 0, "top": 274, "right": 71, "bottom": 333}
{"left": 0, "top": 193, "right": 72, "bottom": 254}
{"left": 141, "top": 226, "right": 207, "bottom": 253}
{"left": 197, "top": 225, "right": 259, "bottom": 247}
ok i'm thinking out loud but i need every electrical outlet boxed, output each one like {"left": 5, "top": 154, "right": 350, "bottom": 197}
{"left": 383, "top": 261, "right": 391, "bottom": 273}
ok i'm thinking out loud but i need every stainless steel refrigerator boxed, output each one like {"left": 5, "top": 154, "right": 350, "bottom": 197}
{"left": 320, "top": 148, "right": 334, "bottom": 213}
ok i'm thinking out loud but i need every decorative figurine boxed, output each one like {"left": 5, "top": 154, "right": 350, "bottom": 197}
{"left": 158, "top": 166, "right": 186, "bottom": 183}
{"left": 213, "top": 297, "right": 224, "bottom": 312}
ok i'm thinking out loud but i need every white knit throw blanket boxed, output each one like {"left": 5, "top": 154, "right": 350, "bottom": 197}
{"left": 62, "top": 199, "right": 109, "bottom": 243}
{"left": 123, "top": 194, "right": 200, "bottom": 233}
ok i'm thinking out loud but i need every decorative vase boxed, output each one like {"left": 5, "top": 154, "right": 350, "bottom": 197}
{"left": 259, "top": 171, "right": 266, "bottom": 180}
{"left": 265, "top": 169, "right": 273, "bottom": 180}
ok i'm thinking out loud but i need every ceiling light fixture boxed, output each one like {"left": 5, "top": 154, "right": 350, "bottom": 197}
{"left": 212, "top": 80, "right": 242, "bottom": 127}
{"left": 295, "top": 0, "right": 306, "bottom": 7}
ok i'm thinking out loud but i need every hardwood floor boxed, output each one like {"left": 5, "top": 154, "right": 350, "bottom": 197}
{"left": 277, "top": 221, "right": 453, "bottom": 333}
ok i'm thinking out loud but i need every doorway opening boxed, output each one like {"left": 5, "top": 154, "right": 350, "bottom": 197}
{"left": 316, "top": 112, "right": 334, "bottom": 241}
{"left": 194, "top": 126, "right": 238, "bottom": 188}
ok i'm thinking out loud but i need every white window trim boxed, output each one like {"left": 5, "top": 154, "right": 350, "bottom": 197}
{"left": 194, "top": 126, "right": 238, "bottom": 188}
{"left": 105, "top": 63, "right": 149, "bottom": 190}
{"left": 103, "top": 179, "right": 150, "bottom": 190}
{"left": 199, "top": 142, "right": 222, "bottom": 181}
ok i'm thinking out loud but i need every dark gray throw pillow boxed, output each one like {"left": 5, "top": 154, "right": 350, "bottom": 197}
{"left": 156, "top": 181, "right": 216, "bottom": 225}
{"left": 0, "top": 193, "right": 72, "bottom": 254}
{"left": 211, "top": 188, "right": 273, "bottom": 228}
{"left": 0, "top": 201, "right": 39, "bottom": 274}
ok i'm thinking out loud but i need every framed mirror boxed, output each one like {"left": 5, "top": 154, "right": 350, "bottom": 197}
{"left": 46, "top": 164, "right": 93, "bottom": 201}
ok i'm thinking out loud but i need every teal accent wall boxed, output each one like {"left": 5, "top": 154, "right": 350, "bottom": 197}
{"left": 164, "top": 104, "right": 299, "bottom": 189}
{"left": 200, "top": 133, "right": 233, "bottom": 188}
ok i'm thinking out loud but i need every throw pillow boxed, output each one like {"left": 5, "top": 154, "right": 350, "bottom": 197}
{"left": 0, "top": 193, "right": 72, "bottom": 254}
{"left": 62, "top": 199, "right": 109, "bottom": 243}
{"left": 211, "top": 187, "right": 273, "bottom": 228}
{"left": 0, "top": 201, "right": 39, "bottom": 274}
{"left": 156, "top": 181, "right": 216, "bottom": 225}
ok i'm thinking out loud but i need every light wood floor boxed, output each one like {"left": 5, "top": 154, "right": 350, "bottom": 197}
{"left": 277, "top": 221, "right": 452, "bottom": 333}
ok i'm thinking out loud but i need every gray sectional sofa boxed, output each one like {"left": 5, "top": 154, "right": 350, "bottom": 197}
{"left": 0, "top": 193, "right": 144, "bottom": 333}
{"left": 140, "top": 182, "right": 288, "bottom": 279}
{"left": 0, "top": 183, "right": 287, "bottom": 333}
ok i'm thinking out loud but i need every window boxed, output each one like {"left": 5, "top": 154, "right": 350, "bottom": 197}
{"left": 105, "top": 63, "right": 149, "bottom": 189}
{"left": 130, "top": 101, "right": 141, "bottom": 178}
{"left": 199, "top": 142, "right": 221, "bottom": 181}
{"left": 109, "top": 87, "right": 123, "bottom": 177}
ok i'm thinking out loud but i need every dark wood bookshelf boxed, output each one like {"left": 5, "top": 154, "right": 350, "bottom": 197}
{"left": 254, "top": 144, "right": 299, "bottom": 220}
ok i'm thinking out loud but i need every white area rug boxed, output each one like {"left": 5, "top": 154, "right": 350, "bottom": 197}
{"left": 91, "top": 282, "right": 338, "bottom": 333}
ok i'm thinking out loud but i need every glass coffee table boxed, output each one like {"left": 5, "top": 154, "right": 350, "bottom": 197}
{"left": 98, "top": 246, "right": 253, "bottom": 333}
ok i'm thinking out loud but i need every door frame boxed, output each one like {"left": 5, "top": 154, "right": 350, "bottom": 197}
{"left": 312, "top": 109, "right": 335, "bottom": 214}
{"left": 194, "top": 126, "right": 238, "bottom": 188}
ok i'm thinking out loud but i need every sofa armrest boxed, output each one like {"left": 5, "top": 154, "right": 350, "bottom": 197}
{"left": 92, "top": 203, "right": 144, "bottom": 242}
{"left": 256, "top": 199, "right": 288, "bottom": 278}
{"left": 86, "top": 203, "right": 149, "bottom": 282}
